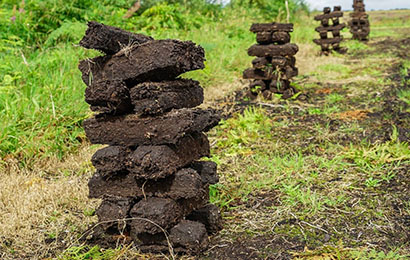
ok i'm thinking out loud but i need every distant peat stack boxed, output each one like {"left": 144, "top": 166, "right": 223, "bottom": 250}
{"left": 78, "top": 21, "right": 222, "bottom": 255}
{"left": 349, "top": 0, "right": 370, "bottom": 40}
{"left": 243, "top": 22, "right": 299, "bottom": 100}
{"left": 313, "top": 6, "right": 347, "bottom": 55}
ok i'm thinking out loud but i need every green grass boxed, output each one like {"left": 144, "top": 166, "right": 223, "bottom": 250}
{"left": 316, "top": 63, "right": 352, "bottom": 80}
{"left": 0, "top": 44, "right": 91, "bottom": 164}
{"left": 368, "top": 10, "right": 410, "bottom": 38}
{"left": 57, "top": 245, "right": 120, "bottom": 260}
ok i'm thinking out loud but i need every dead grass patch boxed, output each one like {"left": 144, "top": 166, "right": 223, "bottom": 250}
{"left": 203, "top": 78, "right": 245, "bottom": 105}
{"left": 332, "top": 110, "right": 370, "bottom": 121}
{"left": 0, "top": 145, "right": 100, "bottom": 259}
{"left": 315, "top": 88, "right": 334, "bottom": 95}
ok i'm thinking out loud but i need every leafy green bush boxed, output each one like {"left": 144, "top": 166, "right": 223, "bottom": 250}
{"left": 136, "top": 3, "right": 203, "bottom": 30}
{"left": 0, "top": 0, "right": 130, "bottom": 45}
{"left": 229, "top": 0, "right": 308, "bottom": 20}
{"left": 44, "top": 21, "right": 86, "bottom": 47}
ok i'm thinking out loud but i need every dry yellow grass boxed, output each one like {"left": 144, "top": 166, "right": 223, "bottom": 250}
{"left": 0, "top": 145, "right": 100, "bottom": 259}
{"left": 203, "top": 78, "right": 245, "bottom": 105}
{"left": 295, "top": 43, "right": 346, "bottom": 76}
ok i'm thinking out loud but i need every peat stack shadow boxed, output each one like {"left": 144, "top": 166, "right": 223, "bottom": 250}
{"left": 78, "top": 21, "right": 223, "bottom": 255}
{"left": 349, "top": 0, "right": 370, "bottom": 40}
{"left": 313, "top": 6, "right": 347, "bottom": 55}
{"left": 243, "top": 23, "right": 299, "bottom": 100}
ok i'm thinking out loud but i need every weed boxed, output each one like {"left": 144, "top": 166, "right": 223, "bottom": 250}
{"left": 365, "top": 177, "right": 381, "bottom": 188}
{"left": 326, "top": 93, "right": 344, "bottom": 104}
{"left": 57, "top": 245, "right": 119, "bottom": 260}
{"left": 350, "top": 248, "right": 410, "bottom": 260}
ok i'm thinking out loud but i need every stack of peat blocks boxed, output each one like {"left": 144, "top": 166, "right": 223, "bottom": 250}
{"left": 313, "top": 6, "right": 347, "bottom": 54}
{"left": 243, "top": 23, "right": 299, "bottom": 100}
{"left": 349, "top": 0, "right": 370, "bottom": 40}
{"left": 78, "top": 21, "right": 223, "bottom": 254}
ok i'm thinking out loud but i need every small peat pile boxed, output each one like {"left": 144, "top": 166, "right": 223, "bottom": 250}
{"left": 78, "top": 21, "right": 223, "bottom": 254}
{"left": 243, "top": 23, "right": 299, "bottom": 100}
{"left": 349, "top": 0, "right": 370, "bottom": 40}
{"left": 313, "top": 6, "right": 347, "bottom": 54}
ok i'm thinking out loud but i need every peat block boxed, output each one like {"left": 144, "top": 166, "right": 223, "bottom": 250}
{"left": 91, "top": 133, "right": 209, "bottom": 179}
{"left": 135, "top": 220, "right": 209, "bottom": 254}
{"left": 250, "top": 23, "right": 293, "bottom": 33}
{"left": 314, "top": 11, "right": 343, "bottom": 21}
{"left": 255, "top": 32, "right": 271, "bottom": 44}
{"left": 130, "top": 79, "right": 204, "bottom": 115}
{"left": 169, "top": 220, "right": 209, "bottom": 254}
{"left": 243, "top": 68, "right": 273, "bottom": 80}
{"left": 243, "top": 66, "right": 298, "bottom": 80}
{"left": 269, "top": 80, "right": 291, "bottom": 91}
{"left": 249, "top": 80, "right": 268, "bottom": 92}
{"left": 88, "top": 171, "right": 141, "bottom": 198}
{"left": 248, "top": 43, "right": 299, "bottom": 57}
{"left": 83, "top": 108, "right": 220, "bottom": 146}
{"left": 252, "top": 57, "right": 269, "bottom": 69}
{"left": 88, "top": 167, "right": 207, "bottom": 200}
{"left": 146, "top": 168, "right": 206, "bottom": 200}
{"left": 189, "top": 161, "right": 219, "bottom": 185}
{"left": 135, "top": 232, "right": 168, "bottom": 247}
{"left": 178, "top": 194, "right": 209, "bottom": 216}
{"left": 271, "top": 56, "right": 296, "bottom": 67}
{"left": 350, "top": 17, "right": 370, "bottom": 25}
{"left": 85, "top": 79, "right": 204, "bottom": 116}
{"left": 78, "top": 40, "right": 205, "bottom": 86}
{"left": 256, "top": 31, "right": 290, "bottom": 44}
{"left": 315, "top": 23, "right": 346, "bottom": 32}
{"left": 252, "top": 57, "right": 295, "bottom": 69}
{"left": 91, "top": 146, "right": 131, "bottom": 176}
{"left": 130, "top": 197, "right": 183, "bottom": 234}
{"left": 85, "top": 80, "right": 132, "bottom": 114}
{"left": 187, "top": 204, "right": 223, "bottom": 234}
{"left": 79, "top": 21, "right": 153, "bottom": 54}
{"left": 127, "top": 132, "right": 210, "bottom": 179}
{"left": 313, "top": 38, "right": 343, "bottom": 45}
{"left": 95, "top": 197, "right": 135, "bottom": 230}
{"left": 271, "top": 31, "right": 291, "bottom": 44}
{"left": 350, "top": 12, "right": 368, "bottom": 18}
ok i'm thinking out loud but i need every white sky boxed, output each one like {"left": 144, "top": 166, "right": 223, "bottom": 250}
{"left": 304, "top": 0, "right": 410, "bottom": 11}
